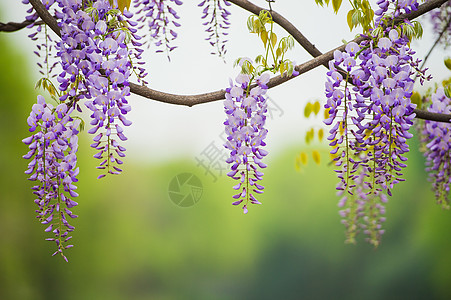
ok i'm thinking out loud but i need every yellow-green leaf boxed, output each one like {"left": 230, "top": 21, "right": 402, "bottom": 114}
{"left": 279, "top": 62, "right": 285, "bottom": 77}
{"left": 347, "top": 9, "right": 355, "bottom": 30}
{"left": 304, "top": 102, "right": 313, "bottom": 118}
{"left": 276, "top": 47, "right": 282, "bottom": 59}
{"left": 411, "top": 91, "right": 421, "bottom": 109}
{"left": 260, "top": 30, "right": 268, "bottom": 47}
{"left": 312, "top": 150, "right": 321, "bottom": 164}
{"left": 300, "top": 152, "right": 308, "bottom": 165}
{"left": 306, "top": 128, "right": 314, "bottom": 145}
{"left": 114, "top": 0, "right": 131, "bottom": 12}
{"left": 332, "top": 0, "right": 343, "bottom": 13}
{"left": 270, "top": 32, "right": 277, "bottom": 48}
{"left": 253, "top": 20, "right": 260, "bottom": 33}
{"left": 313, "top": 101, "right": 321, "bottom": 115}
{"left": 445, "top": 57, "right": 451, "bottom": 71}
{"left": 318, "top": 128, "right": 324, "bottom": 141}
{"left": 445, "top": 85, "right": 451, "bottom": 98}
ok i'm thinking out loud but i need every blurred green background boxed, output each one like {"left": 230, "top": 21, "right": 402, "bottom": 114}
{"left": 2, "top": 22, "right": 451, "bottom": 300}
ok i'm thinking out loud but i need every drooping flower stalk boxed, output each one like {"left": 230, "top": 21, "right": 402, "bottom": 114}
{"left": 21, "top": 0, "right": 143, "bottom": 260}
{"left": 324, "top": 0, "right": 428, "bottom": 245}
{"left": 134, "top": 0, "right": 183, "bottom": 59}
{"left": 23, "top": 95, "right": 80, "bottom": 262}
{"left": 224, "top": 72, "right": 269, "bottom": 214}
{"left": 54, "top": 0, "right": 135, "bottom": 177}
{"left": 23, "top": 0, "right": 59, "bottom": 81}
{"left": 419, "top": 88, "right": 451, "bottom": 209}
{"left": 198, "top": 0, "right": 231, "bottom": 58}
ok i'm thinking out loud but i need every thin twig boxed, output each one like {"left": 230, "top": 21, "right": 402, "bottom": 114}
{"left": 419, "top": 14, "right": 451, "bottom": 70}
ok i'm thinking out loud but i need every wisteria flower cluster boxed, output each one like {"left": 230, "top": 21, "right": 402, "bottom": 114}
{"left": 198, "top": 0, "right": 231, "bottom": 57}
{"left": 420, "top": 88, "right": 451, "bottom": 209}
{"left": 23, "top": 0, "right": 60, "bottom": 79}
{"left": 224, "top": 72, "right": 270, "bottom": 214}
{"left": 375, "top": 0, "right": 419, "bottom": 26}
{"left": 428, "top": 0, "right": 451, "bottom": 46}
{"left": 23, "top": 95, "right": 80, "bottom": 262}
{"left": 54, "top": 0, "right": 135, "bottom": 177}
{"left": 134, "top": 0, "right": 182, "bottom": 58}
{"left": 21, "top": 0, "right": 141, "bottom": 260}
{"left": 324, "top": 0, "right": 428, "bottom": 246}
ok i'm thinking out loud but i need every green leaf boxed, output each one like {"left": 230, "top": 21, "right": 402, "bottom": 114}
{"left": 352, "top": 9, "right": 362, "bottom": 28}
{"left": 287, "top": 61, "right": 294, "bottom": 77}
{"left": 247, "top": 16, "right": 255, "bottom": 32}
{"left": 413, "top": 21, "right": 423, "bottom": 39}
{"left": 279, "top": 62, "right": 286, "bottom": 77}
{"left": 332, "top": 0, "right": 343, "bottom": 13}
{"left": 253, "top": 19, "right": 261, "bottom": 34}
{"left": 116, "top": 0, "right": 131, "bottom": 12}
{"left": 280, "top": 39, "right": 287, "bottom": 53}
{"left": 259, "top": 10, "right": 272, "bottom": 25}
{"left": 255, "top": 55, "right": 264, "bottom": 64}
{"left": 347, "top": 9, "right": 355, "bottom": 31}
{"left": 411, "top": 91, "right": 421, "bottom": 110}
{"left": 270, "top": 32, "right": 277, "bottom": 49}
{"left": 35, "top": 78, "right": 43, "bottom": 90}
{"left": 318, "top": 128, "right": 324, "bottom": 141}
{"left": 305, "top": 129, "right": 314, "bottom": 145}
{"left": 287, "top": 36, "right": 295, "bottom": 49}
{"left": 300, "top": 152, "right": 308, "bottom": 165}
{"left": 444, "top": 58, "right": 451, "bottom": 71}
{"left": 304, "top": 102, "right": 313, "bottom": 118}
{"left": 260, "top": 30, "right": 268, "bottom": 47}
{"left": 445, "top": 85, "right": 451, "bottom": 98}
{"left": 312, "top": 150, "right": 321, "bottom": 164}
{"left": 313, "top": 101, "right": 321, "bottom": 115}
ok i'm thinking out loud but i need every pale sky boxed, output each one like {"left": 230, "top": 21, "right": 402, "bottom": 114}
{"left": 1, "top": 0, "right": 448, "bottom": 164}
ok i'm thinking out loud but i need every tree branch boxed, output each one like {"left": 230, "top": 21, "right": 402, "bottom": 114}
{"left": 20, "top": 0, "right": 451, "bottom": 123}
{"left": 29, "top": 0, "right": 61, "bottom": 37}
{"left": 228, "top": 0, "right": 451, "bottom": 123}
{"left": 419, "top": 14, "right": 451, "bottom": 70}
{"left": 0, "top": 20, "right": 44, "bottom": 32}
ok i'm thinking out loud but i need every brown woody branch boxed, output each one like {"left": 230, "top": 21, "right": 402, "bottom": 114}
{"left": 0, "top": 20, "right": 44, "bottom": 32}
{"left": 228, "top": 0, "right": 451, "bottom": 122}
{"left": 20, "top": 0, "right": 451, "bottom": 122}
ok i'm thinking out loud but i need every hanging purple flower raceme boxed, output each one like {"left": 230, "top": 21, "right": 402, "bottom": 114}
{"left": 134, "top": 0, "right": 183, "bottom": 59}
{"left": 325, "top": 18, "right": 425, "bottom": 245}
{"left": 420, "top": 88, "right": 451, "bottom": 209}
{"left": 325, "top": 42, "right": 369, "bottom": 243}
{"left": 23, "top": 95, "right": 80, "bottom": 262}
{"left": 54, "top": 0, "right": 134, "bottom": 178}
{"left": 224, "top": 73, "right": 269, "bottom": 214}
{"left": 22, "top": 0, "right": 59, "bottom": 79}
{"left": 198, "top": 0, "right": 231, "bottom": 58}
